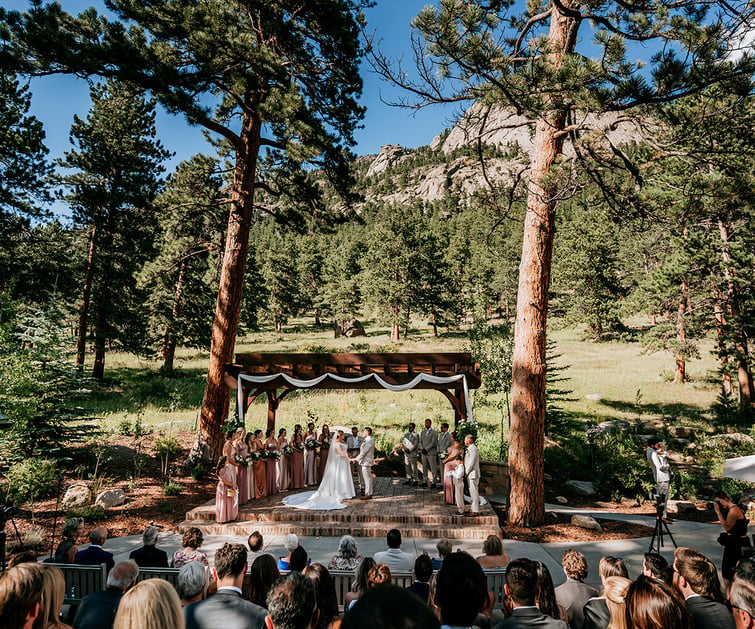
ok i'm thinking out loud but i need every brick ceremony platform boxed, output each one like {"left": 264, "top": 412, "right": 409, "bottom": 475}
{"left": 180, "top": 477, "right": 500, "bottom": 540}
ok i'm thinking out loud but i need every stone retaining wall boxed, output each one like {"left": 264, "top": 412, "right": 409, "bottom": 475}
{"left": 481, "top": 460, "right": 509, "bottom": 497}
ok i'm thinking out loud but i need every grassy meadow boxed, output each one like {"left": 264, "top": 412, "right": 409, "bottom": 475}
{"left": 81, "top": 317, "right": 722, "bottom": 461}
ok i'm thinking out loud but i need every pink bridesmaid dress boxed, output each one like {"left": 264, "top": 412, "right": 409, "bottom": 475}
{"left": 291, "top": 433, "right": 305, "bottom": 489}
{"left": 236, "top": 439, "right": 250, "bottom": 505}
{"left": 216, "top": 463, "right": 238, "bottom": 523}
{"left": 265, "top": 439, "right": 279, "bottom": 495}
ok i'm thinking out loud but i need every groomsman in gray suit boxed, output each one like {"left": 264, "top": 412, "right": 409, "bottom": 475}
{"left": 354, "top": 427, "right": 375, "bottom": 499}
{"left": 464, "top": 434, "right": 481, "bottom": 516}
{"left": 403, "top": 423, "right": 420, "bottom": 486}
{"left": 437, "top": 422, "right": 452, "bottom": 459}
{"left": 420, "top": 418, "right": 438, "bottom": 488}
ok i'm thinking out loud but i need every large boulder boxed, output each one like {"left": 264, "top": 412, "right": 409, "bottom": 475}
{"left": 95, "top": 489, "right": 126, "bottom": 509}
{"left": 571, "top": 515, "right": 603, "bottom": 531}
{"left": 343, "top": 319, "right": 366, "bottom": 337}
{"left": 62, "top": 485, "right": 91, "bottom": 508}
{"left": 668, "top": 500, "right": 697, "bottom": 514}
{"left": 740, "top": 489, "right": 755, "bottom": 510}
{"left": 566, "top": 480, "right": 597, "bottom": 497}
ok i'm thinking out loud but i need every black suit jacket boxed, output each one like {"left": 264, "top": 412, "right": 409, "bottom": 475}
{"left": 129, "top": 544, "right": 169, "bottom": 567}
{"left": 185, "top": 588, "right": 267, "bottom": 629}
{"left": 73, "top": 588, "right": 123, "bottom": 629}
{"left": 686, "top": 595, "right": 736, "bottom": 629}
{"left": 75, "top": 545, "right": 115, "bottom": 572}
{"left": 581, "top": 597, "right": 610, "bottom": 629}
{"left": 494, "top": 606, "right": 570, "bottom": 629}
{"left": 555, "top": 578, "right": 599, "bottom": 629}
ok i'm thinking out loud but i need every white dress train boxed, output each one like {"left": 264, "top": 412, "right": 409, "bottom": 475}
{"left": 282, "top": 440, "right": 355, "bottom": 510}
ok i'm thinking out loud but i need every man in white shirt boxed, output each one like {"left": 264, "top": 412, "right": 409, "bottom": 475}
{"left": 373, "top": 529, "right": 415, "bottom": 573}
{"left": 403, "top": 423, "right": 420, "bottom": 486}
{"left": 419, "top": 418, "right": 438, "bottom": 488}
{"left": 464, "top": 434, "right": 481, "bottom": 516}
{"left": 651, "top": 442, "right": 671, "bottom": 520}
{"left": 346, "top": 426, "right": 361, "bottom": 490}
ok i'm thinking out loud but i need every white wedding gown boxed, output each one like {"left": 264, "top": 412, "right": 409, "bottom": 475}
{"left": 282, "top": 440, "right": 355, "bottom": 510}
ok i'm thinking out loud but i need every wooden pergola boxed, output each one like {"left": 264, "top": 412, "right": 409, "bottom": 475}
{"left": 225, "top": 353, "right": 481, "bottom": 430}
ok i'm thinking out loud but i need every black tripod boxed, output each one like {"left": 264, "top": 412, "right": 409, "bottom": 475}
{"left": 648, "top": 494, "right": 677, "bottom": 554}
{"left": 1, "top": 504, "right": 22, "bottom": 571}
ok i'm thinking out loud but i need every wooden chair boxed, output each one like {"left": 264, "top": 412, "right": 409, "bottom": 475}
{"left": 135, "top": 566, "right": 182, "bottom": 588}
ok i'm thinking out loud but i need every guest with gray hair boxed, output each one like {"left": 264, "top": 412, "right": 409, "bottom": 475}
{"left": 327, "top": 535, "right": 362, "bottom": 571}
{"left": 128, "top": 526, "right": 168, "bottom": 568}
{"left": 278, "top": 534, "right": 300, "bottom": 570}
{"left": 74, "top": 560, "right": 139, "bottom": 629}
{"left": 266, "top": 572, "right": 319, "bottom": 629}
{"left": 432, "top": 539, "right": 453, "bottom": 570}
{"left": 177, "top": 561, "right": 207, "bottom": 607}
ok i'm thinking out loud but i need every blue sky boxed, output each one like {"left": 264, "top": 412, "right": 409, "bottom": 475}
{"left": 6, "top": 1, "right": 459, "bottom": 178}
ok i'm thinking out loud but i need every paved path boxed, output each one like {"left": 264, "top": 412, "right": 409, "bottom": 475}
{"left": 90, "top": 503, "right": 723, "bottom": 589}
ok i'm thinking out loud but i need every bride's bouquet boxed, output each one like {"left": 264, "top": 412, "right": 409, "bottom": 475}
{"left": 282, "top": 444, "right": 295, "bottom": 458}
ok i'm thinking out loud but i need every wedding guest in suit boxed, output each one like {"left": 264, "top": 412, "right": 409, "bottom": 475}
{"left": 494, "top": 558, "right": 569, "bottom": 629}
{"left": 290, "top": 425, "right": 305, "bottom": 490}
{"left": 582, "top": 556, "right": 628, "bottom": 629}
{"left": 374, "top": 529, "right": 415, "bottom": 573}
{"left": 434, "top": 552, "right": 488, "bottom": 629}
{"left": 73, "top": 560, "right": 139, "bottom": 629}
{"left": 406, "top": 554, "right": 434, "bottom": 603}
{"left": 554, "top": 548, "right": 599, "bottom": 629}
{"left": 248, "top": 554, "right": 280, "bottom": 610}
{"left": 672, "top": 547, "right": 734, "bottom": 629}
{"left": 403, "top": 423, "right": 420, "bottom": 486}
{"left": 419, "top": 418, "right": 438, "bottom": 488}
{"left": 354, "top": 427, "right": 375, "bottom": 499}
{"left": 113, "top": 578, "right": 183, "bottom": 629}
{"left": 343, "top": 584, "right": 440, "bottom": 629}
{"left": 171, "top": 528, "right": 209, "bottom": 569}
{"left": 476, "top": 535, "right": 510, "bottom": 569}
{"left": 184, "top": 543, "right": 266, "bottom": 629}
{"left": 75, "top": 526, "right": 115, "bottom": 573}
{"left": 464, "top": 433, "right": 481, "bottom": 516}
{"left": 302, "top": 563, "right": 339, "bottom": 629}
{"left": 177, "top": 561, "right": 207, "bottom": 607}
{"left": 327, "top": 535, "right": 362, "bottom": 571}
{"left": 731, "top": 577, "right": 755, "bottom": 629}
{"left": 437, "top": 423, "right": 452, "bottom": 464}
{"left": 642, "top": 552, "right": 669, "bottom": 583}
{"left": 0, "top": 561, "right": 46, "bottom": 629}
{"left": 129, "top": 526, "right": 169, "bottom": 568}
{"left": 626, "top": 575, "right": 691, "bottom": 629}
{"left": 265, "top": 572, "right": 318, "bottom": 629}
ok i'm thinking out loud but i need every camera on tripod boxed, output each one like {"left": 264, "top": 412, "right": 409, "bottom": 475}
{"left": 655, "top": 494, "right": 666, "bottom": 518}
{"left": 0, "top": 504, "right": 19, "bottom": 526}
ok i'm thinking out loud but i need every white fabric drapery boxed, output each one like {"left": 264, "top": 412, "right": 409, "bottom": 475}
{"left": 236, "top": 372, "right": 473, "bottom": 424}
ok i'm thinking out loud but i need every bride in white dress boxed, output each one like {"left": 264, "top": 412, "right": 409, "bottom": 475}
{"left": 282, "top": 430, "right": 355, "bottom": 510}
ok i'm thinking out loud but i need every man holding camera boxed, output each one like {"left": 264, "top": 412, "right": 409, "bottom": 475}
{"left": 649, "top": 441, "right": 672, "bottom": 522}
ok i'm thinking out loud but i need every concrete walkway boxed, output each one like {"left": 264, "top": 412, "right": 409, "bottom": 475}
{"left": 91, "top": 503, "right": 723, "bottom": 589}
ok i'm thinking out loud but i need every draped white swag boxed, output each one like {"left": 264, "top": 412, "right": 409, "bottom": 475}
{"left": 236, "top": 372, "right": 473, "bottom": 424}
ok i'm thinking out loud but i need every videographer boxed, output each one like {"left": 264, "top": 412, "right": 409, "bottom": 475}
{"left": 650, "top": 442, "right": 672, "bottom": 522}
{"left": 712, "top": 490, "right": 749, "bottom": 596}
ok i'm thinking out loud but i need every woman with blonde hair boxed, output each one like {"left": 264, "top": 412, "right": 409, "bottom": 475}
{"left": 476, "top": 534, "right": 510, "bottom": 569}
{"left": 583, "top": 556, "right": 629, "bottom": 629}
{"left": 54, "top": 517, "right": 84, "bottom": 564}
{"left": 604, "top": 576, "right": 632, "bottom": 629}
{"left": 113, "top": 578, "right": 184, "bottom": 629}
{"left": 42, "top": 565, "right": 72, "bottom": 628}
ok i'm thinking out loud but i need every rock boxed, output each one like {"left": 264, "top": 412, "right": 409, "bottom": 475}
{"left": 740, "top": 489, "right": 755, "bottom": 510}
{"left": 343, "top": 319, "right": 366, "bottom": 337}
{"left": 675, "top": 426, "right": 696, "bottom": 441}
{"left": 571, "top": 515, "right": 603, "bottom": 531}
{"left": 62, "top": 485, "right": 91, "bottom": 508}
{"left": 596, "top": 420, "right": 631, "bottom": 436}
{"left": 366, "top": 145, "right": 408, "bottom": 177}
{"left": 705, "top": 433, "right": 755, "bottom": 448}
{"left": 95, "top": 489, "right": 126, "bottom": 509}
{"left": 620, "top": 496, "right": 640, "bottom": 508}
{"left": 556, "top": 496, "right": 569, "bottom": 504}
{"left": 543, "top": 473, "right": 553, "bottom": 482}
{"left": 669, "top": 500, "right": 697, "bottom": 514}
{"left": 566, "top": 480, "right": 597, "bottom": 497}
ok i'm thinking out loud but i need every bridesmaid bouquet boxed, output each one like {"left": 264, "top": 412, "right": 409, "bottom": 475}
{"left": 304, "top": 439, "right": 320, "bottom": 451}
{"left": 234, "top": 454, "right": 248, "bottom": 467}
{"left": 283, "top": 445, "right": 295, "bottom": 457}
{"left": 259, "top": 450, "right": 269, "bottom": 460}
{"left": 268, "top": 450, "right": 282, "bottom": 460}
{"left": 320, "top": 439, "right": 330, "bottom": 449}
{"left": 245, "top": 453, "right": 260, "bottom": 464}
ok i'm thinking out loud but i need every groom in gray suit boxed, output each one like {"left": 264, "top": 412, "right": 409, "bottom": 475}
{"left": 354, "top": 427, "right": 375, "bottom": 499}
{"left": 464, "top": 434, "right": 481, "bottom": 516}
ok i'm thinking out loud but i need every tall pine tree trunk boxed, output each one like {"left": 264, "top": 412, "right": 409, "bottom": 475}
{"left": 508, "top": 3, "right": 577, "bottom": 528}
{"left": 190, "top": 111, "right": 262, "bottom": 465}
{"left": 674, "top": 278, "right": 688, "bottom": 383}
{"left": 92, "top": 302, "right": 106, "bottom": 380}
{"left": 162, "top": 260, "right": 187, "bottom": 373}
{"left": 714, "top": 301, "right": 733, "bottom": 395}
{"left": 76, "top": 223, "right": 98, "bottom": 371}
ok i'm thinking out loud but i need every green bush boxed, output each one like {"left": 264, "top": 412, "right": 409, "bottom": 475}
{"left": 4, "top": 458, "right": 58, "bottom": 503}
{"left": 160, "top": 500, "right": 174, "bottom": 514}
{"left": 66, "top": 504, "right": 106, "bottom": 522}
{"left": 190, "top": 464, "right": 207, "bottom": 481}
{"left": 163, "top": 480, "right": 182, "bottom": 496}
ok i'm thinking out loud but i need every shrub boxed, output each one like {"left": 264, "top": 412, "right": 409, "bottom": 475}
{"left": 154, "top": 434, "right": 183, "bottom": 476}
{"left": 190, "top": 464, "right": 207, "bottom": 481}
{"left": 163, "top": 480, "right": 182, "bottom": 496}
{"left": 160, "top": 500, "right": 174, "bottom": 514}
{"left": 66, "top": 504, "right": 106, "bottom": 522}
{"left": 22, "top": 527, "right": 48, "bottom": 549}
{"left": 3, "top": 458, "right": 58, "bottom": 503}
{"left": 457, "top": 420, "right": 479, "bottom": 444}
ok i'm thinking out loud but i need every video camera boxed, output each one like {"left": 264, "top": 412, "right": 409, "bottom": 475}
{"left": 0, "top": 505, "right": 19, "bottom": 526}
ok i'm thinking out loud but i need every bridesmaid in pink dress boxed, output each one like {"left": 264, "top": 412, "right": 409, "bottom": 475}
{"left": 264, "top": 428, "right": 279, "bottom": 495}
{"left": 442, "top": 434, "right": 462, "bottom": 505}
{"left": 277, "top": 428, "right": 290, "bottom": 492}
{"left": 290, "top": 424, "right": 305, "bottom": 489}
{"left": 215, "top": 456, "right": 238, "bottom": 523}
{"left": 318, "top": 424, "right": 332, "bottom": 479}
{"left": 235, "top": 428, "right": 249, "bottom": 505}
{"left": 303, "top": 422, "right": 318, "bottom": 486}
{"left": 243, "top": 432, "right": 256, "bottom": 501}
{"left": 252, "top": 430, "right": 266, "bottom": 499}
{"left": 221, "top": 429, "right": 238, "bottom": 498}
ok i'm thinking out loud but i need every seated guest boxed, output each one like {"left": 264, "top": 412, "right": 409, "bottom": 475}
{"left": 731, "top": 577, "right": 755, "bottom": 629}
{"left": 407, "top": 554, "right": 433, "bottom": 603}
{"left": 476, "top": 535, "right": 510, "bottom": 569}
{"left": 344, "top": 557, "right": 376, "bottom": 609}
{"left": 494, "top": 558, "right": 568, "bottom": 629}
{"left": 248, "top": 531, "right": 264, "bottom": 561}
{"left": 603, "top": 577, "right": 631, "bottom": 629}
{"left": 626, "top": 575, "right": 691, "bottom": 629}
{"left": 736, "top": 558, "right": 755, "bottom": 585}
{"left": 555, "top": 548, "right": 599, "bottom": 629}
{"left": 8, "top": 551, "right": 38, "bottom": 567}
{"left": 113, "top": 578, "right": 183, "bottom": 629}
{"left": 185, "top": 543, "right": 266, "bottom": 629}
{"left": 75, "top": 526, "right": 115, "bottom": 573}
{"left": 328, "top": 535, "right": 362, "bottom": 571}
{"left": 432, "top": 539, "right": 452, "bottom": 570}
{"left": 342, "top": 584, "right": 440, "bottom": 629}
{"left": 303, "top": 563, "right": 339, "bottom": 629}
{"left": 672, "top": 547, "right": 734, "bottom": 629}
{"left": 278, "top": 534, "right": 300, "bottom": 570}
{"left": 248, "top": 554, "right": 281, "bottom": 609}
{"left": 534, "top": 560, "right": 567, "bottom": 621}
{"left": 41, "top": 564, "right": 72, "bottom": 629}
{"left": 73, "top": 560, "right": 139, "bottom": 629}
{"left": 55, "top": 517, "right": 85, "bottom": 564}
{"left": 177, "top": 562, "right": 207, "bottom": 607}
{"left": 374, "top": 529, "right": 415, "bottom": 573}
{"left": 128, "top": 526, "right": 169, "bottom": 568}
{"left": 0, "top": 561, "right": 46, "bottom": 629}
{"left": 266, "top": 572, "right": 318, "bottom": 629}
{"left": 434, "top": 552, "right": 488, "bottom": 629}
{"left": 642, "top": 552, "right": 668, "bottom": 583}
{"left": 368, "top": 563, "right": 393, "bottom": 589}
{"left": 582, "top": 556, "right": 628, "bottom": 629}
{"left": 172, "top": 528, "right": 208, "bottom": 569}
{"left": 289, "top": 546, "right": 309, "bottom": 572}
